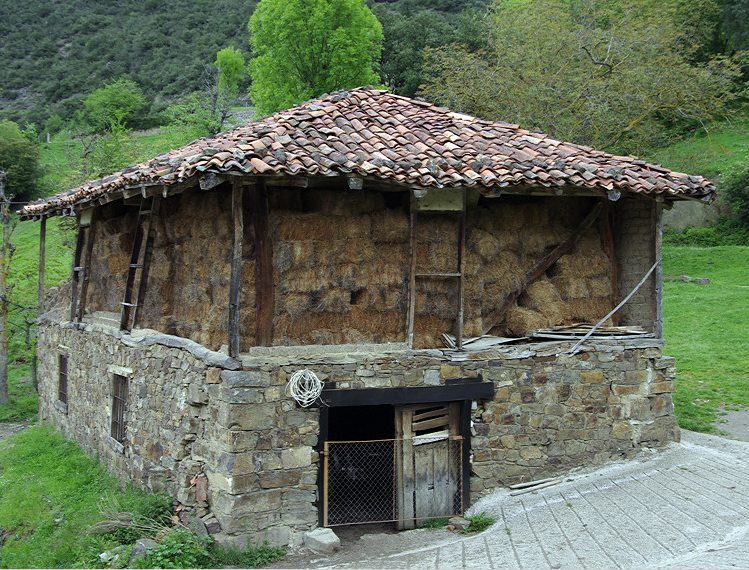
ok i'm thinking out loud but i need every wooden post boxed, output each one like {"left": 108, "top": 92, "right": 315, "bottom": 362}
{"left": 228, "top": 179, "right": 244, "bottom": 357}
{"left": 322, "top": 441, "right": 330, "bottom": 527}
{"left": 407, "top": 193, "right": 418, "bottom": 348}
{"left": 456, "top": 189, "right": 466, "bottom": 350}
{"left": 70, "top": 222, "right": 85, "bottom": 322}
{"left": 77, "top": 212, "right": 95, "bottom": 324}
{"left": 38, "top": 217, "right": 46, "bottom": 312}
{"left": 253, "top": 178, "right": 274, "bottom": 346}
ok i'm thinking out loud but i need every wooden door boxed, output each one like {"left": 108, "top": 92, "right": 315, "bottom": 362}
{"left": 395, "top": 402, "right": 462, "bottom": 530}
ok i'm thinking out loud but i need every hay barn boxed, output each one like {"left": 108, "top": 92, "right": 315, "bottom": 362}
{"left": 21, "top": 88, "right": 714, "bottom": 546}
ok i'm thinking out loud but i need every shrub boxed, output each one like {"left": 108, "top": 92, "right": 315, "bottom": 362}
{"left": 132, "top": 528, "right": 212, "bottom": 569}
{"left": 463, "top": 511, "right": 495, "bottom": 533}
{"left": 663, "top": 218, "right": 749, "bottom": 246}
{"left": 721, "top": 161, "right": 749, "bottom": 227}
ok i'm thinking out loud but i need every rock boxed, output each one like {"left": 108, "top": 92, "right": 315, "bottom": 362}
{"left": 304, "top": 528, "right": 341, "bottom": 554}
{"left": 448, "top": 516, "right": 471, "bottom": 531}
{"left": 99, "top": 545, "right": 127, "bottom": 563}
{"left": 187, "top": 516, "right": 211, "bottom": 544}
{"left": 128, "top": 538, "right": 158, "bottom": 566}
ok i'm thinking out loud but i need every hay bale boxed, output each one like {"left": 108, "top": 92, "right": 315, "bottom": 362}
{"left": 552, "top": 276, "right": 590, "bottom": 300}
{"left": 281, "top": 293, "right": 311, "bottom": 316}
{"left": 290, "top": 241, "right": 315, "bottom": 267}
{"left": 504, "top": 306, "right": 550, "bottom": 336}
{"left": 567, "top": 297, "right": 613, "bottom": 324}
{"left": 483, "top": 250, "right": 524, "bottom": 291}
{"left": 556, "top": 251, "right": 609, "bottom": 278}
{"left": 283, "top": 267, "right": 332, "bottom": 292}
{"left": 316, "top": 289, "right": 350, "bottom": 313}
{"left": 468, "top": 228, "right": 501, "bottom": 261}
{"left": 372, "top": 210, "right": 409, "bottom": 243}
{"left": 520, "top": 279, "right": 569, "bottom": 324}
{"left": 586, "top": 277, "right": 611, "bottom": 298}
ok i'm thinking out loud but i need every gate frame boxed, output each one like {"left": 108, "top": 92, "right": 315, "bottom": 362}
{"left": 314, "top": 379, "right": 495, "bottom": 528}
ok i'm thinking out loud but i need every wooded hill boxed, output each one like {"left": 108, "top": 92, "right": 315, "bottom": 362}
{"left": 0, "top": 0, "right": 487, "bottom": 128}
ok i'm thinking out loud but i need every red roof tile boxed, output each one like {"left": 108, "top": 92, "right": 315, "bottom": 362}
{"left": 20, "top": 88, "right": 715, "bottom": 218}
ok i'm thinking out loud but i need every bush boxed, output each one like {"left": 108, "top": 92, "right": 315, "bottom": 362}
{"left": 132, "top": 528, "right": 212, "bottom": 569}
{"left": 721, "top": 161, "right": 749, "bottom": 227}
{"left": 663, "top": 218, "right": 749, "bottom": 246}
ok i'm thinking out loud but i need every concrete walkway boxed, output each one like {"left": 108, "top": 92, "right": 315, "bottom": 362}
{"left": 281, "top": 430, "right": 749, "bottom": 569}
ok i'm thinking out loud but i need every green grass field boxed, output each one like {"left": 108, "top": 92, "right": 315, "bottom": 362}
{"left": 663, "top": 245, "right": 749, "bottom": 432}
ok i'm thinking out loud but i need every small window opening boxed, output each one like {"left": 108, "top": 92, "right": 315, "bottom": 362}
{"left": 110, "top": 374, "right": 128, "bottom": 443}
{"left": 58, "top": 354, "right": 68, "bottom": 405}
{"left": 350, "top": 289, "right": 365, "bottom": 306}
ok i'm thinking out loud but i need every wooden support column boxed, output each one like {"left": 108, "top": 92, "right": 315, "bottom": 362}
{"left": 37, "top": 217, "right": 46, "bottom": 312}
{"left": 228, "top": 179, "right": 244, "bottom": 358}
{"left": 253, "top": 178, "right": 274, "bottom": 346}
{"left": 598, "top": 199, "right": 618, "bottom": 326}
{"left": 407, "top": 192, "right": 417, "bottom": 348}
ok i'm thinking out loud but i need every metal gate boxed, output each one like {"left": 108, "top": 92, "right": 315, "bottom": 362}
{"left": 322, "top": 435, "right": 463, "bottom": 527}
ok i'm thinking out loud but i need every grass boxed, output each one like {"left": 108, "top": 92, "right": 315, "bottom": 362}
{"left": 0, "top": 425, "right": 286, "bottom": 569}
{"left": 645, "top": 110, "right": 749, "bottom": 179}
{"left": 662, "top": 245, "right": 749, "bottom": 432}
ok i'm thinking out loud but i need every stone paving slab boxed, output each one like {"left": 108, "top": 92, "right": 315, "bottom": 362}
{"left": 275, "top": 430, "right": 749, "bottom": 569}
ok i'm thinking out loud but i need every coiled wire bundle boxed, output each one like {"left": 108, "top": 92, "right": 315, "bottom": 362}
{"left": 285, "top": 368, "right": 323, "bottom": 407}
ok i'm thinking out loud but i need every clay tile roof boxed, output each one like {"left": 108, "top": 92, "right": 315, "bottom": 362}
{"left": 20, "top": 87, "right": 715, "bottom": 218}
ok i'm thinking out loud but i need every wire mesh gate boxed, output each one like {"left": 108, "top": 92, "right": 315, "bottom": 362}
{"left": 322, "top": 436, "right": 463, "bottom": 527}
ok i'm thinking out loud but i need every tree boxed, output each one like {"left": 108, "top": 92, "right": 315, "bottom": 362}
{"left": 0, "top": 171, "right": 14, "bottom": 405}
{"left": 168, "top": 48, "right": 248, "bottom": 136}
{"left": 419, "top": 0, "right": 744, "bottom": 154}
{"left": 248, "top": 0, "right": 384, "bottom": 116}
{"left": 84, "top": 78, "right": 145, "bottom": 132}
{"left": 0, "top": 120, "right": 42, "bottom": 202}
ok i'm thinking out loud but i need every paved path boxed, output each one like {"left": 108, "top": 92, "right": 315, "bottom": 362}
{"left": 281, "top": 430, "right": 749, "bottom": 569}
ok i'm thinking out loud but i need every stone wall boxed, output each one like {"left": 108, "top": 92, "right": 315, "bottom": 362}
{"left": 614, "top": 196, "right": 657, "bottom": 329}
{"left": 38, "top": 317, "right": 679, "bottom": 547}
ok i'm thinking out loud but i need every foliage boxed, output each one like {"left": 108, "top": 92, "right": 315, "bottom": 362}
{"left": 719, "top": 161, "right": 749, "bottom": 227}
{"left": 464, "top": 511, "right": 494, "bottom": 533}
{"left": 84, "top": 79, "right": 146, "bottom": 132}
{"left": 210, "top": 538, "right": 287, "bottom": 567}
{"left": 724, "top": 0, "right": 749, "bottom": 52}
{"left": 131, "top": 528, "right": 212, "bottom": 569}
{"left": 0, "top": 425, "right": 174, "bottom": 569}
{"left": 168, "top": 48, "right": 248, "bottom": 136}
{"left": 248, "top": 0, "right": 384, "bottom": 115}
{"left": 663, "top": 245, "right": 749, "bottom": 432}
{"left": 0, "top": 120, "right": 43, "bottom": 202}
{"left": 0, "top": 364, "right": 38, "bottom": 421}
{"left": 371, "top": 3, "right": 488, "bottom": 97}
{"left": 419, "top": 0, "right": 745, "bottom": 154}
{"left": 663, "top": 218, "right": 749, "bottom": 247}
{"left": 0, "top": 0, "right": 256, "bottom": 128}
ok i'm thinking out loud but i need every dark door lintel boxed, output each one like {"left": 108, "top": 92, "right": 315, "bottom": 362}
{"left": 317, "top": 380, "right": 494, "bottom": 408}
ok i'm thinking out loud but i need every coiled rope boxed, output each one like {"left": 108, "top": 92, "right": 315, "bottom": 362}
{"left": 285, "top": 369, "right": 323, "bottom": 407}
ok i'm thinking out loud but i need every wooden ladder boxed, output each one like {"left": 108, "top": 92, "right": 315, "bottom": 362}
{"left": 407, "top": 189, "right": 466, "bottom": 350}
{"left": 120, "top": 195, "right": 161, "bottom": 331}
{"left": 70, "top": 218, "right": 94, "bottom": 324}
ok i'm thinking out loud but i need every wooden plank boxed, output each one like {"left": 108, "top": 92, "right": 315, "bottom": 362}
{"left": 77, "top": 212, "right": 96, "bottom": 323}
{"left": 253, "top": 178, "right": 274, "bottom": 346}
{"left": 482, "top": 202, "right": 602, "bottom": 335}
{"left": 37, "top": 218, "right": 46, "bottom": 311}
{"left": 407, "top": 193, "right": 417, "bottom": 348}
{"left": 457, "top": 189, "right": 466, "bottom": 350}
{"left": 69, "top": 223, "right": 86, "bottom": 322}
{"left": 598, "top": 199, "right": 619, "bottom": 326}
{"left": 413, "top": 405, "right": 450, "bottom": 422}
{"left": 432, "top": 442, "right": 450, "bottom": 515}
{"left": 396, "top": 408, "right": 416, "bottom": 530}
{"left": 229, "top": 179, "right": 244, "bottom": 357}
{"left": 414, "top": 442, "right": 434, "bottom": 519}
{"left": 413, "top": 415, "right": 450, "bottom": 432}
{"left": 318, "top": 382, "right": 495, "bottom": 408}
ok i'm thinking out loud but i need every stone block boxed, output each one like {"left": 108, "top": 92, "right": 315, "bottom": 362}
{"left": 580, "top": 371, "right": 603, "bottom": 384}
{"left": 218, "top": 403, "right": 277, "bottom": 430}
{"left": 206, "top": 369, "right": 221, "bottom": 384}
{"left": 612, "top": 384, "right": 640, "bottom": 396}
{"left": 611, "top": 421, "right": 633, "bottom": 440}
{"left": 647, "top": 381, "right": 675, "bottom": 395}
{"left": 282, "top": 447, "right": 312, "bottom": 469}
{"left": 304, "top": 528, "right": 341, "bottom": 554}
{"left": 221, "top": 370, "right": 271, "bottom": 388}
{"left": 519, "top": 446, "right": 543, "bottom": 460}
{"left": 260, "top": 469, "right": 302, "bottom": 489}
{"left": 423, "top": 369, "right": 441, "bottom": 385}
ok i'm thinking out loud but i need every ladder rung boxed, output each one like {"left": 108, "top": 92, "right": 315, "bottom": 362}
{"left": 120, "top": 302, "right": 137, "bottom": 307}
{"left": 73, "top": 266, "right": 85, "bottom": 272}
{"left": 139, "top": 210, "right": 152, "bottom": 215}
{"left": 415, "top": 272, "right": 461, "bottom": 277}
{"left": 129, "top": 264, "right": 143, "bottom": 269}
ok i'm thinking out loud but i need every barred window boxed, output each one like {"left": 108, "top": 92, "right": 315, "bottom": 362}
{"left": 58, "top": 354, "right": 68, "bottom": 405}
{"left": 110, "top": 374, "right": 128, "bottom": 444}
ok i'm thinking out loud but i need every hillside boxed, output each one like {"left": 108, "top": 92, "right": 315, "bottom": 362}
{"left": 0, "top": 0, "right": 487, "bottom": 128}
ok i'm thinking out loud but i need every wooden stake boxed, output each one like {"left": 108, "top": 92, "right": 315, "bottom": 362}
{"left": 253, "top": 178, "right": 274, "bottom": 346}
{"left": 228, "top": 179, "right": 244, "bottom": 357}
{"left": 38, "top": 217, "right": 46, "bottom": 312}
